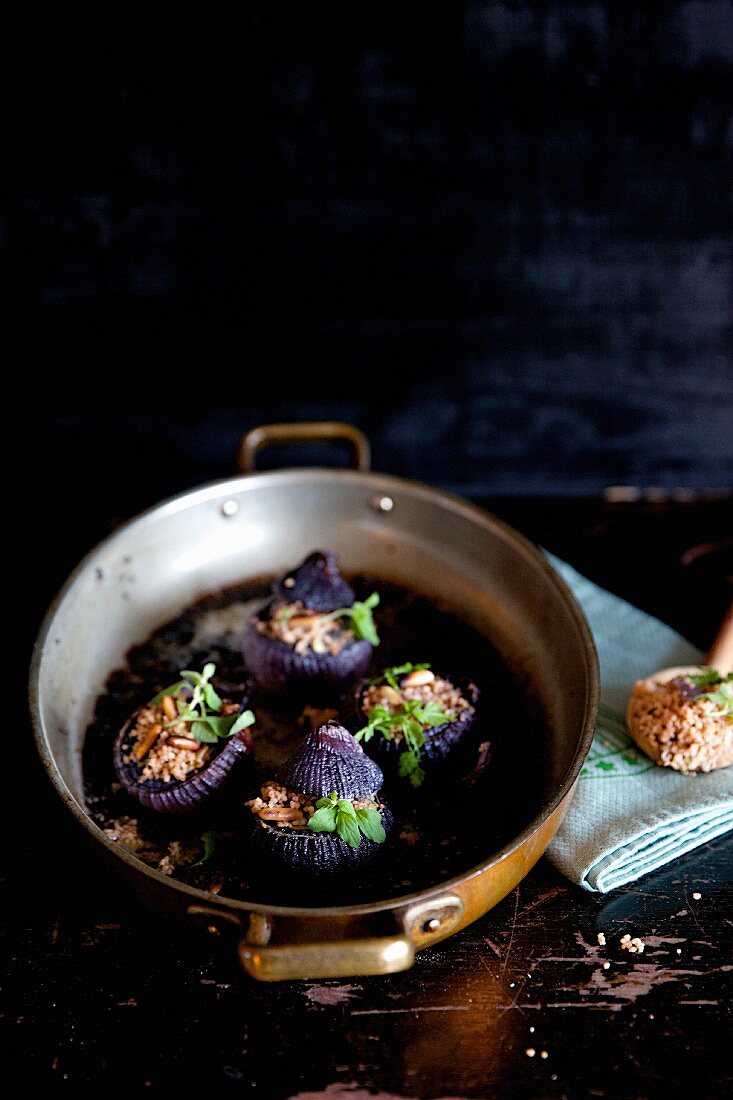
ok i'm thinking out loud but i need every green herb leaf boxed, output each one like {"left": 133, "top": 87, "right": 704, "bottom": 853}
{"left": 190, "top": 720, "right": 219, "bottom": 744}
{"left": 203, "top": 683, "right": 223, "bottom": 712}
{"left": 149, "top": 663, "right": 256, "bottom": 742}
{"left": 356, "top": 807, "right": 387, "bottom": 843}
{"left": 230, "top": 710, "right": 256, "bottom": 736}
{"left": 402, "top": 715, "right": 427, "bottom": 753}
{"left": 700, "top": 682, "right": 733, "bottom": 719}
{"left": 336, "top": 812, "right": 362, "bottom": 848}
{"left": 688, "top": 668, "right": 725, "bottom": 689}
{"left": 309, "top": 795, "right": 387, "bottom": 847}
{"left": 308, "top": 806, "right": 338, "bottom": 833}
{"left": 415, "top": 700, "right": 452, "bottom": 729}
{"left": 397, "top": 750, "right": 426, "bottom": 788}
{"left": 200, "top": 716, "right": 244, "bottom": 740}
{"left": 398, "top": 750, "right": 420, "bottom": 776}
{"left": 354, "top": 677, "right": 452, "bottom": 789}
{"left": 687, "top": 669, "right": 733, "bottom": 719}
{"left": 149, "top": 680, "right": 187, "bottom": 706}
{"left": 325, "top": 592, "right": 381, "bottom": 646}
{"left": 192, "top": 830, "right": 219, "bottom": 867}
{"left": 376, "top": 662, "right": 431, "bottom": 691}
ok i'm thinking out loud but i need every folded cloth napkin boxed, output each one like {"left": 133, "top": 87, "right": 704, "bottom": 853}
{"left": 545, "top": 557, "right": 733, "bottom": 892}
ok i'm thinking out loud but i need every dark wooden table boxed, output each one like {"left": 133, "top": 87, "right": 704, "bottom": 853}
{"left": 7, "top": 492, "right": 732, "bottom": 1096}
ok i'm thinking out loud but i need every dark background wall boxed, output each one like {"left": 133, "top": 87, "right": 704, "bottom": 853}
{"left": 10, "top": 3, "right": 733, "bottom": 500}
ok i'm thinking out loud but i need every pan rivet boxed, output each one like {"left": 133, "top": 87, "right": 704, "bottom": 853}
{"left": 371, "top": 494, "right": 394, "bottom": 513}
{"left": 221, "top": 500, "right": 239, "bottom": 517}
{"left": 423, "top": 918, "right": 441, "bottom": 933}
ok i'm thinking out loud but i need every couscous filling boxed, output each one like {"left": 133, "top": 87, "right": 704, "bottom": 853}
{"left": 256, "top": 601, "right": 354, "bottom": 656}
{"left": 124, "top": 696, "right": 240, "bottom": 783}
{"left": 360, "top": 673, "right": 470, "bottom": 744}
{"left": 246, "top": 781, "right": 378, "bottom": 830}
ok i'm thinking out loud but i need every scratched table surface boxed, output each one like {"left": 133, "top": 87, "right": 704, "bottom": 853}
{"left": 6, "top": 494, "right": 732, "bottom": 1096}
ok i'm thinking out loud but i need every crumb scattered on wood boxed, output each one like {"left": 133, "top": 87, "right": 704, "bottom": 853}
{"left": 620, "top": 934, "right": 645, "bottom": 954}
{"left": 692, "top": 891, "right": 701, "bottom": 900}
{"left": 597, "top": 932, "right": 606, "bottom": 946}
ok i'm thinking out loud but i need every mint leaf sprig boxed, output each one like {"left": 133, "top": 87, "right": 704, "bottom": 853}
{"left": 689, "top": 668, "right": 733, "bottom": 720}
{"left": 149, "top": 663, "right": 255, "bottom": 744}
{"left": 308, "top": 791, "right": 386, "bottom": 848}
{"left": 323, "top": 593, "right": 380, "bottom": 646}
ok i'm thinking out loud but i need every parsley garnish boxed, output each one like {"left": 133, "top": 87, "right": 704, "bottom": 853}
{"left": 150, "top": 663, "right": 255, "bottom": 744}
{"left": 307, "top": 791, "right": 386, "bottom": 848}
{"left": 689, "top": 668, "right": 733, "bottom": 720}
{"left": 323, "top": 592, "right": 380, "bottom": 646}
{"left": 355, "top": 664, "right": 453, "bottom": 788}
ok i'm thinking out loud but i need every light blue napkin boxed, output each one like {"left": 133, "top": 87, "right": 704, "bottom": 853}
{"left": 546, "top": 557, "right": 733, "bottom": 892}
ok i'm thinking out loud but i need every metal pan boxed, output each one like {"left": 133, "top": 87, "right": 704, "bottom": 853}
{"left": 30, "top": 422, "right": 598, "bottom": 981}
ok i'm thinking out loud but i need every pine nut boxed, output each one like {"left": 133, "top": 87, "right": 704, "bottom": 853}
{"left": 161, "top": 694, "right": 178, "bottom": 721}
{"left": 288, "top": 614, "right": 322, "bottom": 628}
{"left": 133, "top": 723, "right": 163, "bottom": 761}
{"left": 168, "top": 736, "right": 201, "bottom": 751}
{"left": 401, "top": 669, "right": 435, "bottom": 688}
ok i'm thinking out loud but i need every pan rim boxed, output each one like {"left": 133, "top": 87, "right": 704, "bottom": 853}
{"left": 29, "top": 467, "right": 599, "bottom": 919}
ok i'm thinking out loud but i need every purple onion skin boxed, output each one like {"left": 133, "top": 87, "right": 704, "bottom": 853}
{"left": 280, "top": 720, "right": 384, "bottom": 799}
{"left": 671, "top": 676, "right": 703, "bottom": 701}
{"left": 244, "top": 614, "right": 372, "bottom": 696}
{"left": 352, "top": 676, "right": 480, "bottom": 784}
{"left": 114, "top": 721, "right": 255, "bottom": 816}
{"left": 273, "top": 550, "right": 355, "bottom": 612}
{"left": 249, "top": 804, "right": 394, "bottom": 878}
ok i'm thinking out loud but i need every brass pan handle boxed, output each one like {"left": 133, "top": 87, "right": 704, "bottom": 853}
{"left": 239, "top": 935, "right": 414, "bottom": 982}
{"left": 238, "top": 422, "right": 371, "bottom": 474}
{"left": 188, "top": 905, "right": 414, "bottom": 982}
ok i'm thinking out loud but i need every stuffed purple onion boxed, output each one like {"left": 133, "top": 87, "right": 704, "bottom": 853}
{"left": 243, "top": 551, "right": 379, "bottom": 695}
{"left": 246, "top": 720, "right": 392, "bottom": 876}
{"left": 353, "top": 663, "right": 479, "bottom": 788}
{"left": 114, "top": 663, "right": 255, "bottom": 815}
